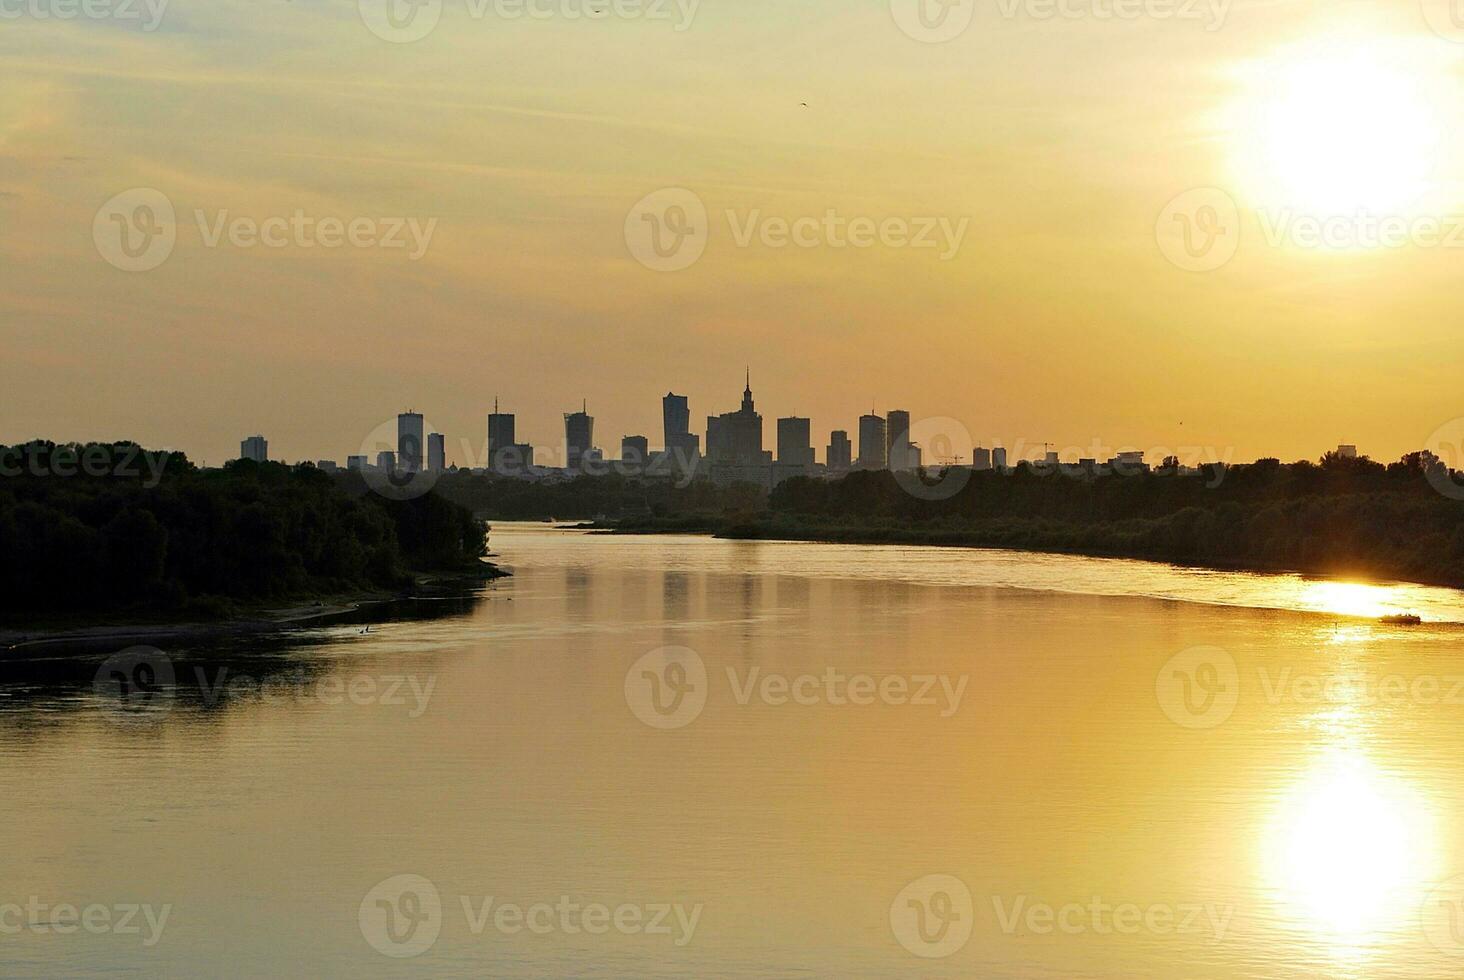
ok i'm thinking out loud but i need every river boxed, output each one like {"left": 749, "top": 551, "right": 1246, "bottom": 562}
{"left": 3, "top": 524, "right": 1464, "bottom": 977}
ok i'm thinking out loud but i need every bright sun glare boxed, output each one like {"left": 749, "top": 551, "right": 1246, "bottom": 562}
{"left": 1232, "top": 37, "right": 1452, "bottom": 216}
{"left": 1266, "top": 753, "right": 1435, "bottom": 950}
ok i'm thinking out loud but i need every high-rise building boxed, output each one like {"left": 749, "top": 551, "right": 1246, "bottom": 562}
{"left": 662, "top": 392, "right": 700, "bottom": 469}
{"left": 398, "top": 412, "right": 424, "bottom": 473}
{"left": 706, "top": 372, "right": 764, "bottom": 466}
{"left": 565, "top": 403, "right": 595, "bottom": 470}
{"left": 428, "top": 432, "right": 446, "bottom": 472}
{"left": 777, "top": 417, "right": 814, "bottom": 467}
{"left": 971, "top": 447, "right": 992, "bottom": 471}
{"left": 488, "top": 399, "right": 515, "bottom": 459}
{"left": 827, "top": 430, "right": 852, "bottom": 472}
{"left": 992, "top": 447, "right": 1008, "bottom": 471}
{"left": 858, "top": 414, "right": 887, "bottom": 470}
{"left": 663, "top": 393, "right": 690, "bottom": 448}
{"left": 622, "top": 435, "right": 650, "bottom": 467}
{"left": 240, "top": 435, "right": 268, "bottom": 463}
{"left": 347, "top": 455, "right": 367, "bottom": 471}
{"left": 886, "top": 410, "right": 912, "bottom": 471}
{"left": 376, "top": 450, "right": 396, "bottom": 470}
{"left": 487, "top": 399, "right": 533, "bottom": 476}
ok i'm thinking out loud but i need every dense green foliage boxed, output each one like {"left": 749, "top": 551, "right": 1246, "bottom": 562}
{"left": 427, "top": 470, "right": 766, "bottom": 522}
{"left": 760, "top": 453, "right": 1464, "bottom": 586}
{"left": 0, "top": 442, "right": 487, "bottom": 619}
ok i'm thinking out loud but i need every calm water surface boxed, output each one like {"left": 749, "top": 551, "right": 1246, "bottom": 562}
{"left": 4, "top": 525, "right": 1464, "bottom": 977}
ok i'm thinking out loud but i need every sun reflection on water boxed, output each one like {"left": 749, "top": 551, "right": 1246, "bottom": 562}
{"left": 1294, "top": 581, "right": 1433, "bottom": 622}
{"left": 1265, "top": 750, "right": 1436, "bottom": 957}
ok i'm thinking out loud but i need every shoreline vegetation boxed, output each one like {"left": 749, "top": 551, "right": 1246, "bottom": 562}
{"left": 1, "top": 442, "right": 505, "bottom": 650}
{"left": 432, "top": 450, "right": 1464, "bottom": 592}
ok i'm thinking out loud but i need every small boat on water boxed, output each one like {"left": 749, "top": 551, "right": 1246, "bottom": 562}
{"left": 1379, "top": 613, "right": 1423, "bottom": 626}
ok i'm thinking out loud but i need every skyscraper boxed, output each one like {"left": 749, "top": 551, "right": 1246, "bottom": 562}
{"left": 777, "top": 417, "right": 814, "bottom": 467}
{"left": 662, "top": 392, "right": 700, "bottom": 469}
{"left": 428, "top": 432, "right": 446, "bottom": 472}
{"left": 706, "top": 371, "right": 763, "bottom": 466}
{"left": 398, "top": 412, "right": 424, "bottom": 473}
{"left": 487, "top": 399, "right": 533, "bottom": 477}
{"left": 827, "top": 430, "right": 852, "bottom": 472}
{"left": 886, "top": 409, "right": 912, "bottom": 471}
{"left": 858, "top": 414, "right": 887, "bottom": 470}
{"left": 663, "top": 392, "right": 689, "bottom": 448}
{"left": 565, "top": 403, "right": 594, "bottom": 470}
{"left": 488, "top": 399, "right": 515, "bottom": 460}
{"left": 240, "top": 435, "right": 268, "bottom": 463}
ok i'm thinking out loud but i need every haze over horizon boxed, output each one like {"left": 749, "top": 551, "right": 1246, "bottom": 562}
{"left": 5, "top": 1, "right": 1464, "bottom": 466}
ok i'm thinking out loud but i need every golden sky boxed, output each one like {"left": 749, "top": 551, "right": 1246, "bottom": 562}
{"left": 3, "top": 0, "right": 1463, "bottom": 467}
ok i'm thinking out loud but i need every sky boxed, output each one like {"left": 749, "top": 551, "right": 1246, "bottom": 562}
{"left": 4, "top": 0, "right": 1464, "bottom": 468}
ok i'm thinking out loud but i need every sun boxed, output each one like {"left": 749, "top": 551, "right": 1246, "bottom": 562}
{"left": 1229, "top": 36, "right": 1452, "bottom": 216}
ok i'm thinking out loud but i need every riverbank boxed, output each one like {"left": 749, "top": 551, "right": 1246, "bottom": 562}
{"left": 585, "top": 515, "right": 1464, "bottom": 593}
{"left": 0, "top": 562, "right": 510, "bottom": 657}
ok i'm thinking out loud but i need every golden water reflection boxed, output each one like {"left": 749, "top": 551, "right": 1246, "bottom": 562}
{"left": 1265, "top": 749, "right": 1437, "bottom": 959}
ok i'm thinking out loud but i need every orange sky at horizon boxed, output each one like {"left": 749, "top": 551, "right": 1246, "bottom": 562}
{"left": 4, "top": 0, "right": 1464, "bottom": 467}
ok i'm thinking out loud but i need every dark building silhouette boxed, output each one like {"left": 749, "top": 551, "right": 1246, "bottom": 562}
{"left": 886, "top": 409, "right": 912, "bottom": 471}
{"left": 777, "top": 417, "right": 814, "bottom": 466}
{"left": 428, "top": 432, "right": 446, "bottom": 472}
{"left": 240, "top": 435, "right": 268, "bottom": 462}
{"left": 622, "top": 435, "right": 650, "bottom": 466}
{"left": 488, "top": 399, "right": 534, "bottom": 476}
{"left": 706, "top": 372, "right": 766, "bottom": 467}
{"left": 398, "top": 412, "right": 424, "bottom": 473}
{"left": 858, "top": 413, "right": 887, "bottom": 470}
{"left": 827, "top": 430, "right": 852, "bottom": 472}
{"left": 662, "top": 392, "right": 700, "bottom": 468}
{"left": 565, "top": 403, "right": 595, "bottom": 470}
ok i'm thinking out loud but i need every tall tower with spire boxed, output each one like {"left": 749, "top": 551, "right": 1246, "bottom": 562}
{"left": 741, "top": 368, "right": 754, "bottom": 414}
